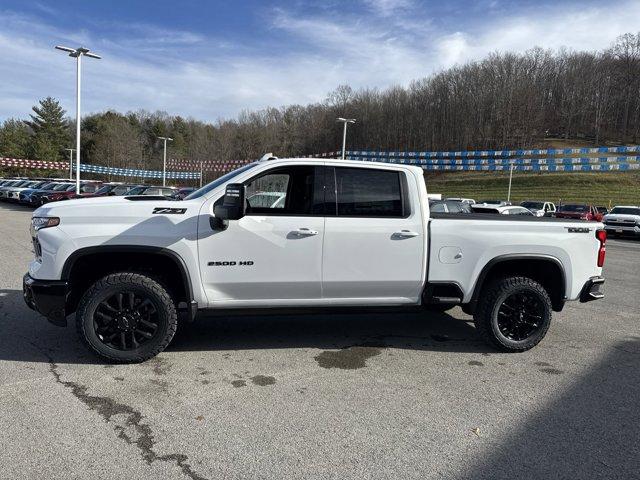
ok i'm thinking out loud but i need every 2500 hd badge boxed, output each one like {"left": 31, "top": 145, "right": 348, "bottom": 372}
{"left": 208, "top": 260, "right": 254, "bottom": 266}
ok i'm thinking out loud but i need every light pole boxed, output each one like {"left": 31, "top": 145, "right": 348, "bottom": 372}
{"left": 55, "top": 46, "right": 101, "bottom": 194}
{"left": 336, "top": 118, "right": 356, "bottom": 160}
{"left": 507, "top": 161, "right": 514, "bottom": 203}
{"left": 65, "top": 148, "right": 75, "bottom": 180}
{"left": 157, "top": 136, "right": 173, "bottom": 186}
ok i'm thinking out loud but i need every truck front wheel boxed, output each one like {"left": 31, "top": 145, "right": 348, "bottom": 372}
{"left": 76, "top": 273, "right": 178, "bottom": 363}
{"left": 474, "top": 276, "right": 552, "bottom": 352}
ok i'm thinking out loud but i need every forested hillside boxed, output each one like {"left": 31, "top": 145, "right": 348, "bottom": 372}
{"left": 1, "top": 33, "right": 640, "bottom": 171}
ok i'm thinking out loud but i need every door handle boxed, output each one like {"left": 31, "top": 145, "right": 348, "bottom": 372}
{"left": 292, "top": 228, "right": 319, "bottom": 236}
{"left": 393, "top": 230, "right": 420, "bottom": 238}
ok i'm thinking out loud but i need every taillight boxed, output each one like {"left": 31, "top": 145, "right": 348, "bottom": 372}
{"left": 596, "top": 229, "right": 606, "bottom": 267}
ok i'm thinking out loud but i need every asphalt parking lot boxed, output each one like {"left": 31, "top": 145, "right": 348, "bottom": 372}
{"left": 0, "top": 202, "right": 638, "bottom": 480}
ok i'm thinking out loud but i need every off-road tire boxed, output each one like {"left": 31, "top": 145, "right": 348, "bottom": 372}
{"left": 76, "top": 272, "right": 177, "bottom": 363}
{"left": 474, "top": 276, "right": 552, "bottom": 352}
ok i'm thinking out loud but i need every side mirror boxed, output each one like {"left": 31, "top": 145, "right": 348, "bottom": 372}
{"left": 213, "top": 183, "right": 245, "bottom": 221}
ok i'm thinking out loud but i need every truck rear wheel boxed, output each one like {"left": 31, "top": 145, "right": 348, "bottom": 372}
{"left": 76, "top": 273, "right": 178, "bottom": 363}
{"left": 474, "top": 276, "right": 552, "bottom": 352}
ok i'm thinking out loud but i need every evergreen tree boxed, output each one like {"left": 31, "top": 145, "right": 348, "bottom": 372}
{"left": 0, "top": 119, "right": 31, "bottom": 158}
{"left": 24, "top": 97, "right": 70, "bottom": 161}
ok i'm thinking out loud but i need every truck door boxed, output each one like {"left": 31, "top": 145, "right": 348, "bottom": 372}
{"left": 198, "top": 165, "right": 326, "bottom": 306}
{"left": 322, "top": 166, "right": 425, "bottom": 304}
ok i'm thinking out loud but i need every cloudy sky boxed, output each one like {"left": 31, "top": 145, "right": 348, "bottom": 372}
{"left": 1, "top": 0, "right": 639, "bottom": 122}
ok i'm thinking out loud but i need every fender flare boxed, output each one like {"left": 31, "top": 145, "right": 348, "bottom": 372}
{"left": 61, "top": 245, "right": 194, "bottom": 304}
{"left": 466, "top": 253, "right": 566, "bottom": 312}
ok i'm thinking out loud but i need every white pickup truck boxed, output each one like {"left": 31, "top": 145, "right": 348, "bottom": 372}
{"left": 23, "top": 158, "right": 607, "bottom": 362}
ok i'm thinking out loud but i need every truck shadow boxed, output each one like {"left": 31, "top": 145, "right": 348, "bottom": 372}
{"left": 460, "top": 337, "right": 640, "bottom": 479}
{"left": 170, "top": 308, "right": 490, "bottom": 354}
{"left": 0, "top": 288, "right": 490, "bottom": 365}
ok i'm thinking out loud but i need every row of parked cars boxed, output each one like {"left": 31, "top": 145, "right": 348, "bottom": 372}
{"left": 0, "top": 177, "right": 197, "bottom": 207}
{"left": 430, "top": 197, "right": 640, "bottom": 238}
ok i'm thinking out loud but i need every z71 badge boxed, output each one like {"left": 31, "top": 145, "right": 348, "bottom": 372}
{"left": 153, "top": 207, "right": 187, "bottom": 214}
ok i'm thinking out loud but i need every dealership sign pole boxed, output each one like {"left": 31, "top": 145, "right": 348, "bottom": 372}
{"left": 55, "top": 46, "right": 101, "bottom": 194}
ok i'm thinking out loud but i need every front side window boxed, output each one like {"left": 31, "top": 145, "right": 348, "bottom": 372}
{"left": 335, "top": 167, "right": 404, "bottom": 217}
{"left": 244, "top": 165, "right": 320, "bottom": 215}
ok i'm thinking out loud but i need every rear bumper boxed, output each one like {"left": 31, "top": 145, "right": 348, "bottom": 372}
{"left": 579, "top": 276, "right": 605, "bottom": 302}
{"left": 23, "top": 273, "right": 69, "bottom": 326}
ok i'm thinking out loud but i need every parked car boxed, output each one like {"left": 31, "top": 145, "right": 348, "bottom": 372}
{"left": 79, "top": 183, "right": 144, "bottom": 198}
{"left": 520, "top": 201, "right": 556, "bottom": 217}
{"left": 603, "top": 206, "right": 640, "bottom": 238}
{"left": 555, "top": 204, "right": 603, "bottom": 222}
{"left": 29, "top": 183, "right": 75, "bottom": 207}
{"left": 246, "top": 191, "right": 287, "bottom": 209}
{"left": 18, "top": 182, "right": 59, "bottom": 204}
{"left": 43, "top": 183, "right": 103, "bottom": 204}
{"left": 5, "top": 180, "right": 51, "bottom": 202}
{"left": 445, "top": 197, "right": 476, "bottom": 205}
{"left": 124, "top": 185, "right": 179, "bottom": 198}
{"left": 0, "top": 180, "right": 33, "bottom": 200}
{"left": 477, "top": 199, "right": 511, "bottom": 206}
{"left": 471, "top": 204, "right": 534, "bottom": 215}
{"left": 596, "top": 206, "right": 609, "bottom": 216}
{"left": 430, "top": 199, "right": 473, "bottom": 213}
{"left": 24, "top": 158, "right": 605, "bottom": 362}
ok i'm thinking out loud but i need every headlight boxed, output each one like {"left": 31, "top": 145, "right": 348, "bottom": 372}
{"left": 31, "top": 217, "right": 60, "bottom": 231}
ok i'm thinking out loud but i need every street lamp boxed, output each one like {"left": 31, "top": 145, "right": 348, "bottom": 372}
{"left": 157, "top": 136, "right": 173, "bottom": 186}
{"left": 336, "top": 118, "right": 356, "bottom": 160}
{"left": 55, "top": 45, "right": 101, "bottom": 194}
{"left": 65, "top": 148, "right": 75, "bottom": 180}
{"left": 507, "top": 161, "right": 515, "bottom": 203}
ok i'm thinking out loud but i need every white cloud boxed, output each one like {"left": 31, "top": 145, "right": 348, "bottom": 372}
{"left": 0, "top": 1, "right": 639, "bottom": 123}
{"left": 362, "top": 0, "right": 414, "bottom": 16}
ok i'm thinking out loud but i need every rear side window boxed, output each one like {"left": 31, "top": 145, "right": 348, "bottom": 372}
{"left": 335, "top": 167, "right": 404, "bottom": 217}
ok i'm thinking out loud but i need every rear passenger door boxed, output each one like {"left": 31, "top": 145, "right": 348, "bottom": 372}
{"left": 322, "top": 166, "right": 425, "bottom": 304}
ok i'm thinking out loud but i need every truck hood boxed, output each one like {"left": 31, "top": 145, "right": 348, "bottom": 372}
{"left": 34, "top": 196, "right": 199, "bottom": 219}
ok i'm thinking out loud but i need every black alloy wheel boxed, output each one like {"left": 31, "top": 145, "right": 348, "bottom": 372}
{"left": 496, "top": 291, "right": 545, "bottom": 341}
{"left": 93, "top": 291, "right": 160, "bottom": 351}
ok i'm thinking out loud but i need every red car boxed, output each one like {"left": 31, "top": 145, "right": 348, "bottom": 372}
{"left": 42, "top": 182, "right": 102, "bottom": 204}
{"left": 555, "top": 204, "right": 604, "bottom": 221}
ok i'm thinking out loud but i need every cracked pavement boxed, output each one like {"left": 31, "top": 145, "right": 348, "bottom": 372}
{"left": 1, "top": 203, "right": 639, "bottom": 479}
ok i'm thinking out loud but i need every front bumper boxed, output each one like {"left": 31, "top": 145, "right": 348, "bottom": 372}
{"left": 579, "top": 276, "right": 605, "bottom": 302}
{"left": 604, "top": 224, "right": 640, "bottom": 236}
{"left": 23, "top": 273, "right": 69, "bottom": 326}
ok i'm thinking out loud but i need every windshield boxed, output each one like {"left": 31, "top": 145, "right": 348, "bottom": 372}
{"left": 610, "top": 207, "right": 640, "bottom": 215}
{"left": 94, "top": 185, "right": 116, "bottom": 195}
{"left": 559, "top": 204, "right": 587, "bottom": 212}
{"left": 52, "top": 183, "right": 71, "bottom": 191}
{"left": 521, "top": 202, "right": 544, "bottom": 209}
{"left": 185, "top": 163, "right": 257, "bottom": 200}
